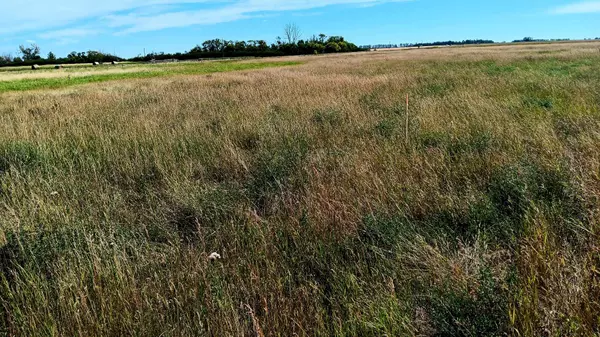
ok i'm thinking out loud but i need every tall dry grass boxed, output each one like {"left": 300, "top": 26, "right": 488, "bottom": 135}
{"left": 0, "top": 41, "right": 599, "bottom": 336}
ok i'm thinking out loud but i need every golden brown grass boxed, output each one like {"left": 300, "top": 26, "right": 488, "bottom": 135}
{"left": 0, "top": 41, "right": 599, "bottom": 336}
{"left": 0, "top": 66, "right": 147, "bottom": 82}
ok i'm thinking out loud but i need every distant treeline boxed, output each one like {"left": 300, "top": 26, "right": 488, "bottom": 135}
{"left": 360, "top": 39, "right": 495, "bottom": 49}
{"left": 0, "top": 32, "right": 362, "bottom": 67}
{"left": 1, "top": 33, "right": 599, "bottom": 68}
{"left": 361, "top": 37, "right": 600, "bottom": 50}
{"left": 511, "top": 37, "right": 572, "bottom": 43}
{"left": 0, "top": 49, "right": 122, "bottom": 67}
{"left": 130, "top": 35, "right": 361, "bottom": 62}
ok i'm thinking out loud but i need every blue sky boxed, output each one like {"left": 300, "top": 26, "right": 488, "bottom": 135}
{"left": 0, "top": 0, "right": 599, "bottom": 58}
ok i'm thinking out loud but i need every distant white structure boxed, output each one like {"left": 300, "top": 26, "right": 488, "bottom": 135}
{"left": 111, "top": 61, "right": 119, "bottom": 65}
{"left": 92, "top": 62, "right": 100, "bottom": 66}
{"left": 31, "top": 64, "right": 40, "bottom": 70}
{"left": 150, "top": 59, "right": 179, "bottom": 64}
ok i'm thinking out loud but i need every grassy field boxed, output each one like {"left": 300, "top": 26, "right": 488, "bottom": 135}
{"left": 0, "top": 42, "right": 599, "bottom": 336}
{"left": 0, "top": 60, "right": 301, "bottom": 92}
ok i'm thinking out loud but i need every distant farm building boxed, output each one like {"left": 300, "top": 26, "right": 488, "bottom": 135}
{"left": 31, "top": 64, "right": 40, "bottom": 70}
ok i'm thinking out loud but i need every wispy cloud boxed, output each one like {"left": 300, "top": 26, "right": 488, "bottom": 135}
{"left": 38, "top": 28, "right": 100, "bottom": 40}
{"left": 37, "top": 28, "right": 101, "bottom": 46}
{"left": 0, "top": 0, "right": 221, "bottom": 34}
{"left": 550, "top": 1, "right": 600, "bottom": 14}
{"left": 292, "top": 11, "right": 325, "bottom": 17}
{"left": 0, "top": 0, "right": 410, "bottom": 36}
{"left": 110, "top": 0, "right": 411, "bottom": 34}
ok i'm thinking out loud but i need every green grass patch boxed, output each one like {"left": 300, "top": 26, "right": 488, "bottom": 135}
{"left": 0, "top": 141, "right": 46, "bottom": 174}
{"left": 485, "top": 63, "right": 517, "bottom": 76}
{"left": 0, "top": 61, "right": 301, "bottom": 92}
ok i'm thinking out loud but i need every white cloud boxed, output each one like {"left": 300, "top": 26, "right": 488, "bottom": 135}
{"left": 111, "top": 0, "right": 412, "bottom": 34}
{"left": 0, "top": 0, "right": 410, "bottom": 36}
{"left": 551, "top": 1, "right": 600, "bottom": 14}
{"left": 0, "top": 0, "right": 219, "bottom": 34}
{"left": 38, "top": 28, "right": 100, "bottom": 40}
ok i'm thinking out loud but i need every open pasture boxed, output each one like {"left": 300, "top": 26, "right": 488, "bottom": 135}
{"left": 1, "top": 41, "right": 600, "bottom": 336}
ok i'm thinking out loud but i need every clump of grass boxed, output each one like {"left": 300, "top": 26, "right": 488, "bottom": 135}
{"left": 484, "top": 62, "right": 517, "bottom": 76}
{"left": 424, "top": 267, "right": 513, "bottom": 336}
{"left": 312, "top": 108, "right": 344, "bottom": 127}
{"left": 248, "top": 134, "right": 310, "bottom": 215}
{"left": 374, "top": 119, "right": 397, "bottom": 138}
{"left": 413, "top": 159, "right": 587, "bottom": 247}
{"left": 419, "top": 81, "right": 455, "bottom": 97}
{"left": 524, "top": 96, "right": 554, "bottom": 110}
{"left": 0, "top": 141, "right": 45, "bottom": 174}
{"left": 488, "top": 161, "right": 585, "bottom": 242}
{"left": 233, "top": 129, "right": 262, "bottom": 152}
{"left": 419, "top": 128, "right": 495, "bottom": 158}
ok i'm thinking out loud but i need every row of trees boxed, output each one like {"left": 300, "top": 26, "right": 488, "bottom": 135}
{"left": 130, "top": 26, "right": 361, "bottom": 62}
{"left": 511, "top": 37, "right": 571, "bottom": 43}
{"left": 0, "top": 44, "right": 121, "bottom": 67}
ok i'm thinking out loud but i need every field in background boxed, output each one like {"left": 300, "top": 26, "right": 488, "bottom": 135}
{"left": 1, "top": 41, "right": 599, "bottom": 336}
{"left": 0, "top": 60, "right": 301, "bottom": 92}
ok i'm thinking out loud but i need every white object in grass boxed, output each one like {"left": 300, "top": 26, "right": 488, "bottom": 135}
{"left": 208, "top": 252, "right": 221, "bottom": 260}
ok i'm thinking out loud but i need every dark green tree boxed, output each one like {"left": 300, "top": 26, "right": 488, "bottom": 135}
{"left": 19, "top": 43, "right": 41, "bottom": 60}
{"left": 86, "top": 50, "right": 104, "bottom": 63}
{"left": 0, "top": 53, "right": 12, "bottom": 65}
{"left": 325, "top": 42, "right": 341, "bottom": 53}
